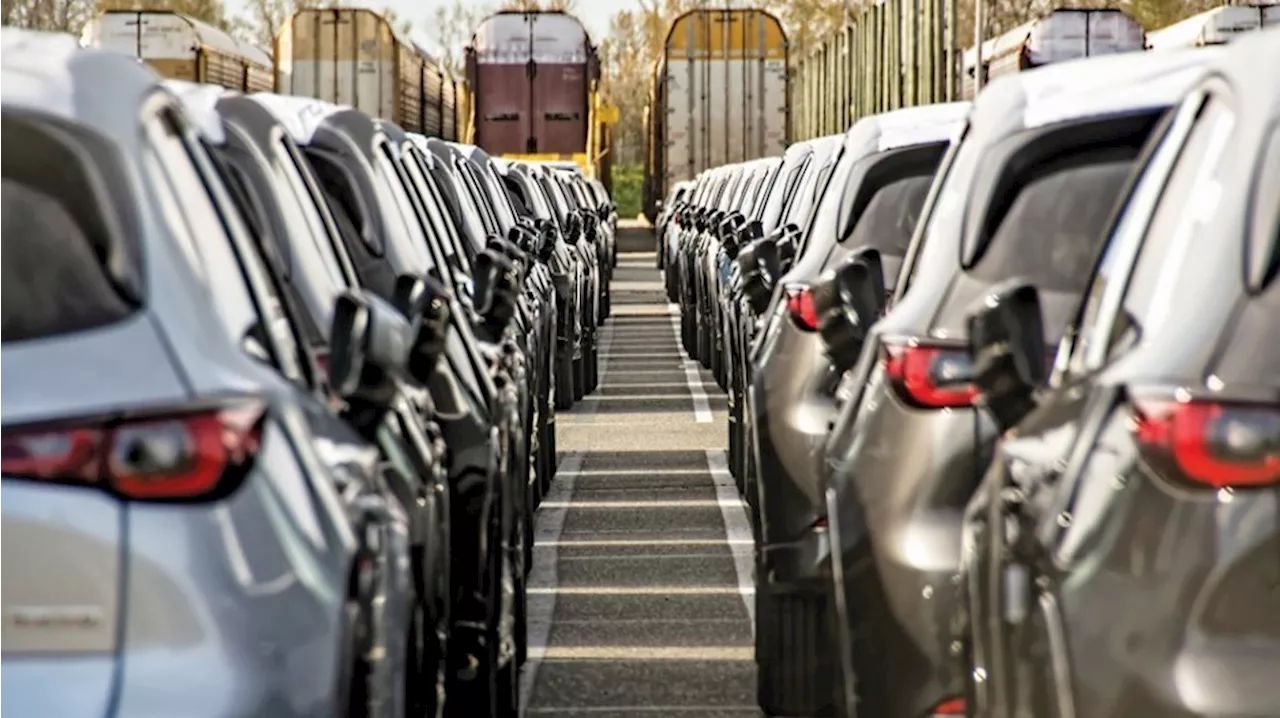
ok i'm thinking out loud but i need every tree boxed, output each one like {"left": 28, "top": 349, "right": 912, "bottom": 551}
{"left": 431, "top": 0, "right": 493, "bottom": 75}
{"left": 2, "top": 0, "right": 92, "bottom": 33}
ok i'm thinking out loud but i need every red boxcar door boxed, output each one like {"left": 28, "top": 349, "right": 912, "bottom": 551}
{"left": 473, "top": 14, "right": 534, "bottom": 155}
{"left": 529, "top": 13, "right": 589, "bottom": 155}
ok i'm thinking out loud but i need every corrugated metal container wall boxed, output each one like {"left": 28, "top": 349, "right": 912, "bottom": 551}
{"left": 441, "top": 76, "right": 457, "bottom": 141}
{"left": 790, "top": 0, "right": 959, "bottom": 141}
{"left": 656, "top": 8, "right": 789, "bottom": 201}
{"left": 279, "top": 9, "right": 401, "bottom": 125}
{"left": 82, "top": 11, "right": 273, "bottom": 93}
{"left": 276, "top": 7, "right": 460, "bottom": 139}
{"left": 423, "top": 59, "right": 444, "bottom": 136}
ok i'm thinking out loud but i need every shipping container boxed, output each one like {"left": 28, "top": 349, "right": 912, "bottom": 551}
{"left": 81, "top": 10, "right": 273, "bottom": 93}
{"left": 643, "top": 8, "right": 789, "bottom": 222}
{"left": 465, "top": 10, "right": 612, "bottom": 187}
{"left": 961, "top": 8, "right": 1146, "bottom": 99}
{"left": 1146, "top": 3, "right": 1280, "bottom": 50}
{"left": 275, "top": 7, "right": 466, "bottom": 140}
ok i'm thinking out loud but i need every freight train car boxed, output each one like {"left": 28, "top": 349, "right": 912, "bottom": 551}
{"left": 791, "top": 0, "right": 959, "bottom": 143}
{"left": 466, "top": 10, "right": 613, "bottom": 188}
{"left": 643, "top": 8, "right": 788, "bottom": 222}
{"left": 961, "top": 8, "right": 1146, "bottom": 99}
{"left": 1147, "top": 3, "right": 1280, "bottom": 49}
{"left": 81, "top": 10, "right": 273, "bottom": 93}
{"left": 275, "top": 7, "right": 466, "bottom": 140}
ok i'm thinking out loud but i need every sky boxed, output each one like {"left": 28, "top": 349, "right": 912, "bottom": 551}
{"left": 222, "top": 0, "right": 644, "bottom": 50}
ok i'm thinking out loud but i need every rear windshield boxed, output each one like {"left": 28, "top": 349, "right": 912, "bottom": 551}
{"left": 968, "top": 157, "right": 1133, "bottom": 291}
{"left": 843, "top": 173, "right": 935, "bottom": 258}
{"left": 2, "top": 116, "right": 140, "bottom": 343}
{"left": 1214, "top": 280, "right": 1280, "bottom": 383}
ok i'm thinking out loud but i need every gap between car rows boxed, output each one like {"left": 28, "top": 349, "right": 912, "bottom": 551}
{"left": 520, "top": 249, "right": 761, "bottom": 717}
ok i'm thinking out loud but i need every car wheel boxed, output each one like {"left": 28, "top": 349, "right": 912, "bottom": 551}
{"left": 555, "top": 356, "right": 575, "bottom": 411}
{"left": 681, "top": 308, "right": 697, "bottom": 357}
{"left": 573, "top": 352, "right": 587, "bottom": 401}
{"left": 406, "top": 599, "right": 443, "bottom": 718}
{"left": 696, "top": 313, "right": 712, "bottom": 370}
{"left": 755, "top": 588, "right": 838, "bottom": 717}
{"left": 586, "top": 342, "right": 599, "bottom": 393}
{"left": 709, "top": 330, "right": 723, "bottom": 385}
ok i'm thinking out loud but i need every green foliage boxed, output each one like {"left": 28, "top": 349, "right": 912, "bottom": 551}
{"left": 612, "top": 164, "right": 644, "bottom": 220}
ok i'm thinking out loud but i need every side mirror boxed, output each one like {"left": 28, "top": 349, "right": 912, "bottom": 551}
{"left": 488, "top": 236, "right": 528, "bottom": 269}
{"left": 328, "top": 289, "right": 411, "bottom": 409}
{"left": 473, "top": 249, "right": 520, "bottom": 337}
{"left": 391, "top": 272, "right": 453, "bottom": 383}
{"left": 737, "top": 242, "right": 773, "bottom": 316}
{"left": 754, "top": 238, "right": 781, "bottom": 291}
{"left": 812, "top": 249, "right": 886, "bottom": 372}
{"left": 506, "top": 224, "right": 534, "bottom": 253}
{"left": 966, "top": 280, "right": 1048, "bottom": 432}
{"left": 537, "top": 223, "right": 557, "bottom": 261}
{"left": 776, "top": 234, "right": 798, "bottom": 275}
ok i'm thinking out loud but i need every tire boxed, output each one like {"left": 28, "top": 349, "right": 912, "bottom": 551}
{"left": 407, "top": 600, "right": 443, "bottom": 718}
{"left": 555, "top": 356, "right": 575, "bottom": 411}
{"left": 586, "top": 342, "right": 599, "bottom": 393}
{"left": 697, "top": 314, "right": 712, "bottom": 370}
{"left": 681, "top": 309, "right": 697, "bottom": 357}
{"left": 573, "top": 355, "right": 587, "bottom": 401}
{"left": 755, "top": 588, "right": 838, "bottom": 717}
{"left": 541, "top": 412, "right": 555, "bottom": 494}
{"left": 710, "top": 331, "right": 724, "bottom": 386}
{"left": 495, "top": 659, "right": 519, "bottom": 718}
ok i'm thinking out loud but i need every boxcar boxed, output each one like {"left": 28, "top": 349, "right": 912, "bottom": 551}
{"left": 961, "top": 8, "right": 1146, "bottom": 99}
{"left": 465, "top": 10, "right": 609, "bottom": 187}
{"left": 82, "top": 10, "right": 273, "bottom": 93}
{"left": 276, "top": 7, "right": 466, "bottom": 139}
{"left": 1147, "top": 3, "right": 1280, "bottom": 50}
{"left": 644, "top": 8, "right": 788, "bottom": 222}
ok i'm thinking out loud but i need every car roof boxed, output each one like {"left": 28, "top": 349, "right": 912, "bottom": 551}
{"left": 975, "top": 47, "right": 1223, "bottom": 137}
{"left": 1212, "top": 25, "right": 1280, "bottom": 120}
{"left": 247, "top": 91, "right": 348, "bottom": 145}
{"left": 2, "top": 28, "right": 161, "bottom": 146}
{"left": 848, "top": 101, "right": 971, "bottom": 153}
{"left": 162, "top": 79, "right": 230, "bottom": 143}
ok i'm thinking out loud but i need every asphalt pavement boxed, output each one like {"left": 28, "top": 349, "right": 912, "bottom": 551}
{"left": 521, "top": 243, "right": 763, "bottom": 717}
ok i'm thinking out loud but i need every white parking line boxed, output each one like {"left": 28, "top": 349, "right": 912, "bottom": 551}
{"left": 528, "top": 705, "right": 761, "bottom": 714}
{"left": 535, "top": 538, "right": 755, "bottom": 547}
{"left": 668, "top": 306, "right": 713, "bottom": 423}
{"left": 520, "top": 323, "right": 614, "bottom": 710}
{"left": 528, "top": 586, "right": 751, "bottom": 596}
{"left": 539, "top": 499, "right": 742, "bottom": 509}
{"left": 707, "top": 449, "right": 757, "bottom": 633}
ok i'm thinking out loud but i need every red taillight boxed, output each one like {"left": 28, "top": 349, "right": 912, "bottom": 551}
{"left": 2, "top": 399, "right": 266, "bottom": 500}
{"left": 784, "top": 284, "right": 818, "bottom": 331}
{"left": 882, "top": 339, "right": 977, "bottom": 409}
{"left": 931, "top": 697, "right": 966, "bottom": 716}
{"left": 1132, "top": 395, "right": 1280, "bottom": 489}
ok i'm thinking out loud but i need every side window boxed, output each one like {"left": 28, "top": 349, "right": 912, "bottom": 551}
{"left": 374, "top": 146, "right": 434, "bottom": 270}
{"left": 1, "top": 114, "right": 140, "bottom": 343}
{"left": 1106, "top": 96, "right": 1235, "bottom": 362}
{"left": 269, "top": 140, "right": 348, "bottom": 292}
{"left": 898, "top": 128, "right": 968, "bottom": 298}
{"left": 1246, "top": 121, "right": 1280, "bottom": 290}
{"left": 141, "top": 109, "right": 262, "bottom": 354}
{"left": 213, "top": 157, "right": 311, "bottom": 385}
{"left": 1065, "top": 95, "right": 1205, "bottom": 378}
